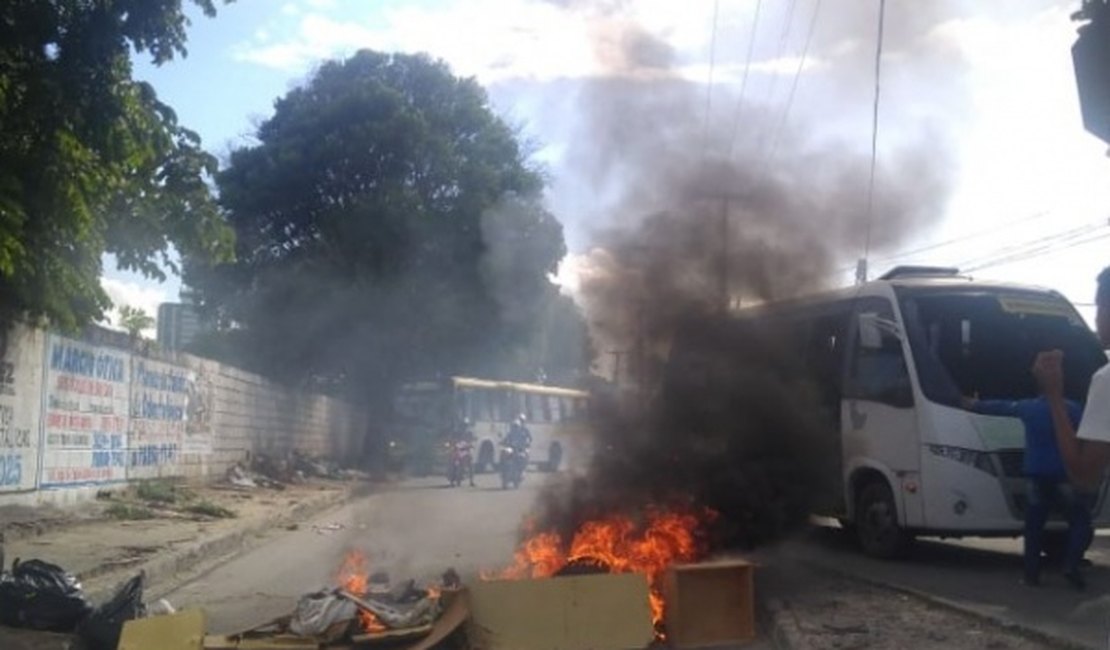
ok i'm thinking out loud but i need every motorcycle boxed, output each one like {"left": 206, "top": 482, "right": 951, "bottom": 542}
{"left": 499, "top": 444, "right": 528, "bottom": 489}
{"left": 446, "top": 440, "right": 473, "bottom": 487}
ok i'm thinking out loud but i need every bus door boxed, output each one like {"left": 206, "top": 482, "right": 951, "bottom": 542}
{"left": 843, "top": 297, "right": 924, "bottom": 527}
{"left": 798, "top": 310, "right": 850, "bottom": 515}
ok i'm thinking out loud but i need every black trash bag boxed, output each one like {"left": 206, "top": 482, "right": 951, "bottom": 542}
{"left": 78, "top": 573, "right": 146, "bottom": 650}
{"left": 0, "top": 558, "right": 92, "bottom": 631}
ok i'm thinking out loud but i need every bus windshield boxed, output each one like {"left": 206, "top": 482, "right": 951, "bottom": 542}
{"left": 898, "top": 288, "right": 1107, "bottom": 406}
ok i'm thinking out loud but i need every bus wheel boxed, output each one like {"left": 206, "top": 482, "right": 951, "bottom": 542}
{"left": 544, "top": 442, "right": 563, "bottom": 473}
{"left": 476, "top": 441, "right": 495, "bottom": 474}
{"left": 856, "top": 481, "right": 909, "bottom": 559}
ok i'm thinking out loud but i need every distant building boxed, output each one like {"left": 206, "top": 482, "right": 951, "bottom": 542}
{"left": 157, "top": 303, "right": 201, "bottom": 351}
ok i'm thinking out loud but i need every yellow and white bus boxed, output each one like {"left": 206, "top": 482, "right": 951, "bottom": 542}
{"left": 390, "top": 376, "right": 590, "bottom": 475}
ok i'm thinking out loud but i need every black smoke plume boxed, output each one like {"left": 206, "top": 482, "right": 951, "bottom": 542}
{"left": 526, "top": 1, "right": 961, "bottom": 548}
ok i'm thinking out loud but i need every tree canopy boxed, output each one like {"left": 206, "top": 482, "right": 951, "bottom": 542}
{"left": 188, "top": 50, "right": 588, "bottom": 397}
{"left": 0, "top": 1, "right": 234, "bottom": 331}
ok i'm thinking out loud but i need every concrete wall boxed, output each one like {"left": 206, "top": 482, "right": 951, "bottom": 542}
{"left": 0, "top": 324, "right": 368, "bottom": 507}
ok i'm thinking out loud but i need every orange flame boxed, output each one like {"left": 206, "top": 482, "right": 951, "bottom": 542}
{"left": 491, "top": 507, "right": 715, "bottom": 632}
{"left": 336, "top": 551, "right": 388, "bottom": 634}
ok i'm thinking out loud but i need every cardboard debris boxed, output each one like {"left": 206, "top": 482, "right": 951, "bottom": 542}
{"left": 117, "top": 608, "right": 206, "bottom": 650}
{"left": 350, "top": 623, "right": 433, "bottom": 644}
{"left": 400, "top": 588, "right": 469, "bottom": 650}
{"left": 663, "top": 560, "right": 756, "bottom": 649}
{"left": 466, "top": 573, "right": 655, "bottom": 650}
{"left": 204, "top": 635, "right": 319, "bottom": 649}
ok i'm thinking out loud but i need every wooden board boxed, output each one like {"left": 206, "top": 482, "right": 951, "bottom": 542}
{"left": 466, "top": 574, "right": 655, "bottom": 650}
{"left": 662, "top": 560, "right": 756, "bottom": 648}
{"left": 118, "top": 609, "right": 207, "bottom": 650}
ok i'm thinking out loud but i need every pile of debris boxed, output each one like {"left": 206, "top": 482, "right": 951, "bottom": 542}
{"left": 191, "top": 558, "right": 464, "bottom": 650}
{"left": 224, "top": 452, "right": 369, "bottom": 490}
{"left": 0, "top": 556, "right": 171, "bottom": 650}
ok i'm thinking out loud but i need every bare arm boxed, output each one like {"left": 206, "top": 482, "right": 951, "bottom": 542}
{"left": 1036, "top": 351, "right": 1110, "bottom": 489}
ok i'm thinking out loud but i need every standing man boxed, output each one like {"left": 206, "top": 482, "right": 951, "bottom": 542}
{"left": 965, "top": 392, "right": 1084, "bottom": 586}
{"left": 1036, "top": 266, "right": 1110, "bottom": 584}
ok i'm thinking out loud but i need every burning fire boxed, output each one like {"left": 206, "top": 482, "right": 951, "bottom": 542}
{"left": 336, "top": 551, "right": 388, "bottom": 633}
{"left": 491, "top": 507, "right": 716, "bottom": 630}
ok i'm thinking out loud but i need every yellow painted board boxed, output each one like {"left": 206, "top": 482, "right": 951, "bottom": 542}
{"left": 466, "top": 573, "right": 655, "bottom": 650}
{"left": 118, "top": 609, "right": 207, "bottom": 650}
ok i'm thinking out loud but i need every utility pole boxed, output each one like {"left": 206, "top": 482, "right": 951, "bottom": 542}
{"left": 720, "top": 196, "right": 730, "bottom": 312}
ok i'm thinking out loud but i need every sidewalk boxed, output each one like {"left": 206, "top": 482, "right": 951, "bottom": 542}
{"left": 1, "top": 479, "right": 367, "bottom": 602}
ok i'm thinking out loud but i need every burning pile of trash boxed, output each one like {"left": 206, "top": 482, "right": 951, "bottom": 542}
{"left": 487, "top": 506, "right": 717, "bottom": 634}
{"left": 214, "top": 551, "right": 452, "bottom": 648}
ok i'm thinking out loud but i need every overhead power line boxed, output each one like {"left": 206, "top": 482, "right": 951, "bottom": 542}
{"left": 763, "top": 0, "right": 823, "bottom": 170}
{"left": 961, "top": 224, "right": 1110, "bottom": 272}
{"left": 754, "top": 0, "right": 800, "bottom": 151}
{"left": 702, "top": 0, "right": 722, "bottom": 160}
{"left": 726, "top": 0, "right": 765, "bottom": 158}
{"left": 860, "top": 0, "right": 887, "bottom": 282}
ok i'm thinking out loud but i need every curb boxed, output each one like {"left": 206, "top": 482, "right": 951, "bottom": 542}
{"left": 760, "top": 598, "right": 806, "bottom": 650}
{"left": 779, "top": 558, "right": 1091, "bottom": 650}
{"left": 82, "top": 481, "right": 368, "bottom": 603}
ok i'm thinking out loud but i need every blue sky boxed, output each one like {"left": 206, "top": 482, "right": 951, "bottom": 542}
{"left": 103, "top": 0, "right": 1110, "bottom": 330}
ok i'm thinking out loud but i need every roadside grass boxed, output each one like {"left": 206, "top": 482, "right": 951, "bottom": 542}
{"left": 135, "top": 480, "right": 189, "bottom": 504}
{"left": 184, "top": 500, "right": 237, "bottom": 519}
{"left": 105, "top": 503, "right": 157, "bottom": 520}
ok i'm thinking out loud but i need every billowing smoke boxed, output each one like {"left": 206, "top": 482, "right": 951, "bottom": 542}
{"left": 527, "top": 1, "right": 962, "bottom": 548}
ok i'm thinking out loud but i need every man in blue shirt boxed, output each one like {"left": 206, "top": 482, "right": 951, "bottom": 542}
{"left": 966, "top": 394, "right": 1089, "bottom": 588}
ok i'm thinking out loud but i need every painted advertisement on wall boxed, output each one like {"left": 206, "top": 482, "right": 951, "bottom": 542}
{"left": 41, "top": 334, "right": 130, "bottom": 488}
{"left": 183, "top": 355, "right": 215, "bottom": 453}
{"left": 0, "top": 324, "right": 45, "bottom": 492}
{"left": 128, "top": 358, "right": 190, "bottom": 479}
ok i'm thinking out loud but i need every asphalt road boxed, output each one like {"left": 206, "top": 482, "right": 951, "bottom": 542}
{"left": 161, "top": 471, "right": 1110, "bottom": 647}
{"left": 164, "top": 473, "right": 542, "bottom": 633}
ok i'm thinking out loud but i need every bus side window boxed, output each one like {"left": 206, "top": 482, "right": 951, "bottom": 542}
{"left": 847, "top": 301, "right": 913, "bottom": 408}
{"left": 471, "top": 390, "right": 487, "bottom": 422}
{"left": 558, "top": 397, "right": 570, "bottom": 422}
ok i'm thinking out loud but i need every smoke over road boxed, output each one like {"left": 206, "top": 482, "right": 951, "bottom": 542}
{"left": 526, "top": 0, "right": 964, "bottom": 549}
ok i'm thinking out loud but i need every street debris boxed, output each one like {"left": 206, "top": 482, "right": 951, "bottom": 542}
{"left": 0, "top": 558, "right": 91, "bottom": 632}
{"left": 662, "top": 560, "right": 756, "bottom": 649}
{"left": 0, "top": 559, "right": 176, "bottom": 649}
{"left": 468, "top": 572, "right": 655, "bottom": 650}
{"left": 312, "top": 523, "right": 346, "bottom": 535}
{"left": 287, "top": 590, "right": 358, "bottom": 640}
{"left": 78, "top": 573, "right": 147, "bottom": 650}
{"left": 222, "top": 452, "right": 369, "bottom": 492}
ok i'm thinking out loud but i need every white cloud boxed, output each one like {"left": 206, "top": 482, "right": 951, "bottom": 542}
{"left": 100, "top": 277, "right": 168, "bottom": 339}
{"left": 231, "top": 0, "right": 778, "bottom": 85}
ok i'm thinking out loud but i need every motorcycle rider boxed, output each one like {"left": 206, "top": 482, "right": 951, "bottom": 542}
{"left": 504, "top": 415, "right": 532, "bottom": 453}
{"left": 499, "top": 415, "right": 532, "bottom": 487}
{"left": 449, "top": 417, "right": 476, "bottom": 486}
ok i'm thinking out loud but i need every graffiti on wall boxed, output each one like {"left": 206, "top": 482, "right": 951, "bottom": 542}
{"left": 0, "top": 325, "right": 45, "bottom": 492}
{"left": 128, "top": 359, "right": 191, "bottom": 479}
{"left": 41, "top": 334, "right": 130, "bottom": 488}
{"left": 184, "top": 356, "right": 215, "bottom": 453}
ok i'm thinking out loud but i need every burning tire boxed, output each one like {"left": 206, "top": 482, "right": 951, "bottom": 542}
{"left": 855, "top": 480, "right": 910, "bottom": 559}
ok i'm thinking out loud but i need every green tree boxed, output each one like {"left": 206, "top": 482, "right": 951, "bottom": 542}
{"left": 118, "top": 305, "right": 155, "bottom": 339}
{"left": 188, "top": 50, "right": 585, "bottom": 402}
{"left": 0, "top": 1, "right": 234, "bottom": 332}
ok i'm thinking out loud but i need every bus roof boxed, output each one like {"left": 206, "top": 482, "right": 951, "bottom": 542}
{"left": 450, "top": 376, "right": 589, "bottom": 398}
{"left": 731, "top": 273, "right": 1070, "bottom": 319}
